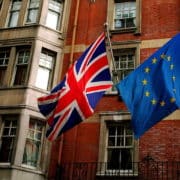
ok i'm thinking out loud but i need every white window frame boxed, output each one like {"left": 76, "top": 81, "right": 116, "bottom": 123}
{"left": 107, "top": 0, "right": 141, "bottom": 34}
{"left": 46, "top": 0, "right": 64, "bottom": 30}
{"left": 112, "top": 48, "right": 136, "bottom": 91}
{"left": 22, "top": 119, "right": 45, "bottom": 169}
{"left": 106, "top": 42, "right": 140, "bottom": 93}
{"left": 26, "top": 0, "right": 40, "bottom": 24}
{"left": 35, "top": 49, "right": 55, "bottom": 90}
{"left": 107, "top": 122, "right": 134, "bottom": 172}
{"left": 114, "top": 1, "right": 136, "bottom": 30}
{"left": 8, "top": 0, "right": 22, "bottom": 27}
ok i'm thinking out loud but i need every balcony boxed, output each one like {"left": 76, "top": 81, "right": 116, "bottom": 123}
{"left": 55, "top": 160, "right": 180, "bottom": 180}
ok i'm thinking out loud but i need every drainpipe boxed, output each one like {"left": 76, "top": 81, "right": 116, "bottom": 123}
{"left": 56, "top": 0, "right": 80, "bottom": 177}
{"left": 69, "top": 0, "right": 80, "bottom": 66}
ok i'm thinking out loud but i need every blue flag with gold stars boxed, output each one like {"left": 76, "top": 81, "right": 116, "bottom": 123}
{"left": 116, "top": 33, "right": 180, "bottom": 138}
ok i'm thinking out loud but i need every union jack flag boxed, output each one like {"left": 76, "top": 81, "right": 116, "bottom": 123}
{"left": 38, "top": 33, "right": 112, "bottom": 141}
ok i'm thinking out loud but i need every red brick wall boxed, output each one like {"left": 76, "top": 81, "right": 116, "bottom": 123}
{"left": 139, "top": 120, "right": 180, "bottom": 161}
{"left": 61, "top": 122, "right": 100, "bottom": 163}
{"left": 141, "top": 0, "right": 180, "bottom": 39}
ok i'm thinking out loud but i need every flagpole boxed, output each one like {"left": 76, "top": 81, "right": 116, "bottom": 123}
{"left": 104, "top": 23, "right": 119, "bottom": 83}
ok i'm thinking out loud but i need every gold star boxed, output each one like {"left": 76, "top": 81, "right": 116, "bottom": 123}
{"left": 145, "top": 91, "right": 150, "bottom": 97}
{"left": 160, "top": 101, "right": 165, "bottom": 106}
{"left": 170, "top": 98, "right": 175, "bottom": 103}
{"left": 172, "top": 76, "right": 176, "bottom": 81}
{"left": 151, "top": 99, "right": 157, "bottom": 105}
{"left": 160, "top": 54, "right": 166, "bottom": 59}
{"left": 170, "top": 64, "right": 174, "bottom": 70}
{"left": 152, "top": 58, "right": 157, "bottom": 64}
{"left": 142, "top": 79, "right": 148, "bottom": 85}
{"left": 167, "top": 56, "right": 171, "bottom": 61}
{"left": 144, "top": 67, "right": 150, "bottom": 73}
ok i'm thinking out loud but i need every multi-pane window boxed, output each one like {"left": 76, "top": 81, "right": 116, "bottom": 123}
{"left": 22, "top": 120, "right": 44, "bottom": 168}
{"left": 112, "top": 49, "right": 135, "bottom": 90}
{"left": 26, "top": 0, "right": 40, "bottom": 23}
{"left": 35, "top": 49, "right": 55, "bottom": 90}
{"left": 0, "top": 116, "right": 18, "bottom": 163}
{"left": 0, "top": 0, "right": 3, "bottom": 11}
{"left": 114, "top": 1, "right": 136, "bottom": 30}
{"left": 0, "top": 49, "right": 10, "bottom": 86}
{"left": 46, "top": 0, "right": 63, "bottom": 30}
{"left": 107, "top": 122, "right": 134, "bottom": 170}
{"left": 8, "top": 0, "right": 22, "bottom": 27}
{"left": 13, "top": 48, "right": 30, "bottom": 86}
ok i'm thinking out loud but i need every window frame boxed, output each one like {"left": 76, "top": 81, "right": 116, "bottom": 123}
{"left": 12, "top": 47, "right": 31, "bottom": 86}
{"left": 107, "top": 0, "right": 141, "bottom": 34}
{"left": 112, "top": 48, "right": 136, "bottom": 91}
{"left": 97, "top": 112, "right": 139, "bottom": 176}
{"left": 107, "top": 122, "right": 134, "bottom": 172}
{"left": 114, "top": 1, "right": 136, "bottom": 30}
{"left": 0, "top": 115, "right": 18, "bottom": 165}
{"left": 0, "top": 48, "right": 10, "bottom": 86}
{"left": 22, "top": 118, "right": 45, "bottom": 169}
{"left": 25, "top": 0, "right": 40, "bottom": 24}
{"left": 106, "top": 42, "right": 140, "bottom": 93}
{"left": 45, "top": 0, "right": 64, "bottom": 30}
{"left": 7, "top": 0, "right": 22, "bottom": 28}
{"left": 35, "top": 48, "right": 56, "bottom": 90}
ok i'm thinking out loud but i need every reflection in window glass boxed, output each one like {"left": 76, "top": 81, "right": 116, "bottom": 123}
{"left": 114, "top": 1, "right": 136, "bottom": 29}
{"left": 35, "top": 49, "right": 55, "bottom": 90}
{"left": 22, "top": 120, "right": 44, "bottom": 168}
{"left": 26, "top": 0, "right": 40, "bottom": 23}
{"left": 8, "top": 0, "right": 22, "bottom": 27}
{"left": 46, "top": 0, "right": 63, "bottom": 30}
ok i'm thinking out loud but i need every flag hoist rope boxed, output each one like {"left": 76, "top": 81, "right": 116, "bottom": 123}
{"left": 104, "top": 23, "right": 119, "bottom": 83}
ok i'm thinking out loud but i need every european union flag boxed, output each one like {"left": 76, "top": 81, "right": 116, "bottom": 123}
{"left": 116, "top": 33, "right": 180, "bottom": 138}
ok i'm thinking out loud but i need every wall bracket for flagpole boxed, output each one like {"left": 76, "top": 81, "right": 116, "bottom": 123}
{"left": 104, "top": 22, "right": 119, "bottom": 83}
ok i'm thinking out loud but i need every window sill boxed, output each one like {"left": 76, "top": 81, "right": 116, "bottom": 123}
{"left": 0, "top": 163, "right": 11, "bottom": 168}
{"left": 96, "top": 170, "right": 138, "bottom": 177}
{"left": 13, "top": 165, "right": 45, "bottom": 175}
{"left": 104, "top": 90, "right": 118, "bottom": 95}
{"left": 110, "top": 27, "right": 140, "bottom": 35}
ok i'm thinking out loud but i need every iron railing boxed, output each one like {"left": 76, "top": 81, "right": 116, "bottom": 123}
{"left": 55, "top": 161, "right": 180, "bottom": 180}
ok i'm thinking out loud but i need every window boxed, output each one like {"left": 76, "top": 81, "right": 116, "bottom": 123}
{"left": 22, "top": 119, "right": 44, "bottom": 168}
{"left": 13, "top": 48, "right": 30, "bottom": 86}
{"left": 112, "top": 48, "right": 135, "bottom": 90}
{"left": 107, "top": 0, "right": 141, "bottom": 33}
{"left": 114, "top": 1, "right": 136, "bottom": 30}
{"left": 46, "top": 0, "right": 64, "bottom": 30}
{"left": 35, "top": 49, "right": 55, "bottom": 90}
{"left": 107, "top": 122, "right": 134, "bottom": 170}
{"left": 8, "top": 0, "right": 22, "bottom": 27}
{"left": 0, "top": 116, "right": 18, "bottom": 163}
{"left": 0, "top": 49, "right": 10, "bottom": 86}
{"left": 0, "top": 0, "right": 3, "bottom": 11}
{"left": 26, "top": 0, "right": 40, "bottom": 23}
{"left": 98, "top": 112, "right": 138, "bottom": 176}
